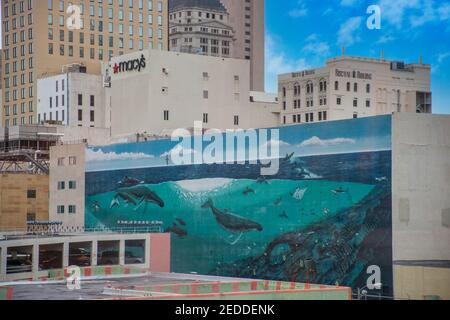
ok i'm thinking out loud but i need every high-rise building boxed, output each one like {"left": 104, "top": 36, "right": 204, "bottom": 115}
{"left": 1, "top": 0, "right": 169, "bottom": 128}
{"left": 168, "top": 0, "right": 265, "bottom": 91}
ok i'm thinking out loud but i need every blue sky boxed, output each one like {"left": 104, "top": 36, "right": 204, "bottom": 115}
{"left": 265, "top": 0, "right": 450, "bottom": 114}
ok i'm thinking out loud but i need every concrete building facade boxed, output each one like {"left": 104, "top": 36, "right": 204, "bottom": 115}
{"left": 37, "top": 67, "right": 106, "bottom": 128}
{"left": 0, "top": 173, "right": 49, "bottom": 230}
{"left": 278, "top": 56, "right": 431, "bottom": 126}
{"left": 103, "top": 49, "right": 278, "bottom": 138}
{"left": 1, "top": 0, "right": 169, "bottom": 128}
{"left": 49, "top": 143, "right": 86, "bottom": 231}
{"left": 169, "top": 0, "right": 265, "bottom": 91}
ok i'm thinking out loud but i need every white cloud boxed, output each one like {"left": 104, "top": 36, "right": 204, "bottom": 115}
{"left": 337, "top": 17, "right": 363, "bottom": 47}
{"left": 262, "top": 139, "right": 290, "bottom": 149}
{"left": 87, "top": 149, "right": 154, "bottom": 162}
{"left": 376, "top": 34, "right": 396, "bottom": 44}
{"left": 289, "top": 0, "right": 308, "bottom": 18}
{"left": 160, "top": 145, "right": 196, "bottom": 158}
{"left": 265, "top": 34, "right": 310, "bottom": 92}
{"left": 299, "top": 136, "right": 356, "bottom": 147}
{"left": 303, "top": 34, "right": 331, "bottom": 57}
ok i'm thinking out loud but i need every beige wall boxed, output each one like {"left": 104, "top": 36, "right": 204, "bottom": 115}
{"left": 0, "top": 173, "right": 49, "bottom": 230}
{"left": 392, "top": 113, "right": 450, "bottom": 300}
{"left": 49, "top": 143, "right": 86, "bottom": 229}
{"left": 394, "top": 265, "right": 450, "bottom": 300}
{"left": 220, "top": 0, "right": 265, "bottom": 91}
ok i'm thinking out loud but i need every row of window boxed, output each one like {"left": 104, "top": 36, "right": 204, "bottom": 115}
{"left": 57, "top": 205, "right": 77, "bottom": 215}
{"left": 170, "top": 10, "right": 225, "bottom": 21}
{"left": 282, "top": 81, "right": 372, "bottom": 97}
{"left": 57, "top": 156, "right": 77, "bottom": 166}
{"left": 48, "top": 13, "right": 164, "bottom": 28}
{"left": 38, "top": 109, "right": 95, "bottom": 123}
{"left": 4, "top": 102, "right": 33, "bottom": 116}
{"left": 163, "top": 111, "right": 240, "bottom": 126}
{"left": 57, "top": 181, "right": 77, "bottom": 190}
{"left": 283, "top": 111, "right": 328, "bottom": 124}
{"left": 47, "top": 0, "right": 164, "bottom": 12}
{"left": 4, "top": 115, "right": 34, "bottom": 127}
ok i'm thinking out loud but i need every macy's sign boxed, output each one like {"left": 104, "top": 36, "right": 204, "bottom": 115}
{"left": 113, "top": 54, "right": 146, "bottom": 74}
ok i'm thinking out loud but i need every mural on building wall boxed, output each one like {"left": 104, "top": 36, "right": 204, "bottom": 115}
{"left": 85, "top": 116, "right": 393, "bottom": 294}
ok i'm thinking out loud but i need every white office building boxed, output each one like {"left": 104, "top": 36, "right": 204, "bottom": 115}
{"left": 37, "top": 65, "right": 106, "bottom": 128}
{"left": 103, "top": 49, "right": 279, "bottom": 139}
{"left": 278, "top": 55, "right": 432, "bottom": 125}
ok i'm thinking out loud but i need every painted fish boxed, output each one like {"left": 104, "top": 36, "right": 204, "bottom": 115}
{"left": 331, "top": 187, "right": 348, "bottom": 194}
{"left": 165, "top": 223, "right": 188, "bottom": 238}
{"left": 273, "top": 197, "right": 282, "bottom": 206}
{"left": 279, "top": 211, "right": 288, "bottom": 219}
{"left": 291, "top": 188, "right": 307, "bottom": 200}
{"left": 201, "top": 199, "right": 263, "bottom": 233}
{"left": 176, "top": 218, "right": 186, "bottom": 226}
{"left": 243, "top": 187, "right": 256, "bottom": 196}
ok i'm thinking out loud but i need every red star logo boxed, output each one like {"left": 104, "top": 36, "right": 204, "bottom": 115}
{"left": 113, "top": 63, "right": 119, "bottom": 74}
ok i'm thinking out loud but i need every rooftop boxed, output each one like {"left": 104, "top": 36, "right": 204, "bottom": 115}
{"left": 169, "top": 0, "right": 227, "bottom": 13}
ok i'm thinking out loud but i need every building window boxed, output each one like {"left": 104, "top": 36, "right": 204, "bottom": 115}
{"left": 163, "top": 110, "right": 169, "bottom": 121}
{"left": 27, "top": 213, "right": 36, "bottom": 222}
{"left": 57, "top": 181, "right": 65, "bottom": 190}
{"left": 27, "top": 190, "right": 36, "bottom": 199}
{"left": 68, "top": 205, "right": 76, "bottom": 214}
{"left": 203, "top": 113, "right": 208, "bottom": 124}
{"left": 69, "top": 156, "right": 77, "bottom": 165}
{"left": 234, "top": 115, "right": 239, "bottom": 126}
{"left": 57, "top": 157, "right": 65, "bottom": 166}
{"left": 354, "top": 83, "right": 358, "bottom": 92}
{"left": 347, "top": 82, "right": 350, "bottom": 92}
{"left": 337, "top": 97, "right": 342, "bottom": 105}
{"left": 353, "top": 113, "right": 358, "bottom": 119}
{"left": 353, "top": 98, "right": 358, "bottom": 107}
{"left": 78, "top": 109, "right": 83, "bottom": 121}
{"left": 366, "top": 99, "right": 371, "bottom": 107}
{"left": 69, "top": 181, "right": 77, "bottom": 189}
{"left": 90, "top": 110, "right": 95, "bottom": 122}
{"left": 366, "top": 83, "right": 371, "bottom": 93}
{"left": 78, "top": 94, "right": 82, "bottom": 106}
{"left": 334, "top": 81, "right": 339, "bottom": 91}
{"left": 203, "top": 90, "right": 209, "bottom": 99}
{"left": 90, "top": 95, "right": 95, "bottom": 107}
{"left": 57, "top": 205, "right": 65, "bottom": 214}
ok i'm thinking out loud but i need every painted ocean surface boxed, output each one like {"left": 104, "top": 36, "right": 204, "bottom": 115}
{"left": 86, "top": 151, "right": 392, "bottom": 292}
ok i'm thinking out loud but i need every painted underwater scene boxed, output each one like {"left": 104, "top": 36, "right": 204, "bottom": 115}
{"left": 86, "top": 150, "right": 393, "bottom": 294}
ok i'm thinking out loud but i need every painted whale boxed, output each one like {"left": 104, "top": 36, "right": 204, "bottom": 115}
{"left": 202, "top": 199, "right": 263, "bottom": 233}
{"left": 118, "top": 176, "right": 144, "bottom": 188}
{"left": 110, "top": 191, "right": 138, "bottom": 209}
{"left": 117, "top": 185, "right": 165, "bottom": 208}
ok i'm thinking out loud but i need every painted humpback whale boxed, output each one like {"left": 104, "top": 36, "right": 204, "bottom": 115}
{"left": 116, "top": 185, "right": 165, "bottom": 210}
{"left": 202, "top": 199, "right": 263, "bottom": 235}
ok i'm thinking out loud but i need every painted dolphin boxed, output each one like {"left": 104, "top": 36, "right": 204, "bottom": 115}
{"left": 283, "top": 152, "right": 295, "bottom": 162}
{"left": 201, "top": 199, "right": 263, "bottom": 233}
{"left": 118, "top": 185, "right": 165, "bottom": 208}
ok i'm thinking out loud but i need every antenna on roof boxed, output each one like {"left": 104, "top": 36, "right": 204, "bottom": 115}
{"left": 420, "top": 54, "right": 423, "bottom": 65}
{"left": 381, "top": 49, "right": 385, "bottom": 60}
{"left": 341, "top": 47, "right": 345, "bottom": 56}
